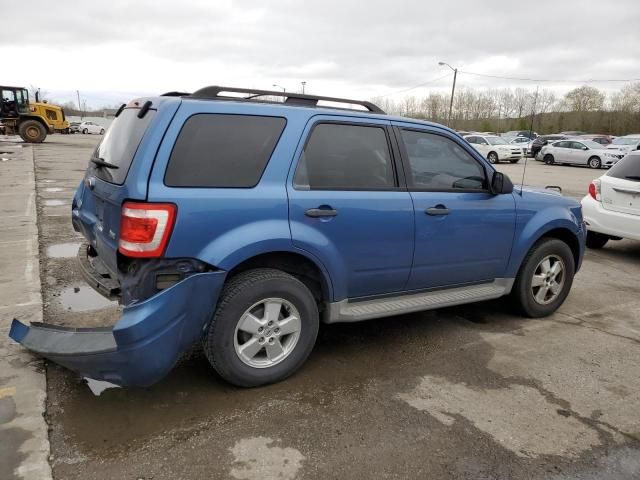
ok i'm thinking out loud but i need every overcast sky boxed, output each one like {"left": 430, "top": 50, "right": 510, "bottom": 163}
{"left": 3, "top": 0, "right": 639, "bottom": 108}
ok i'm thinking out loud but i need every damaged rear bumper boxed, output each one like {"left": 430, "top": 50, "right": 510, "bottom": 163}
{"left": 9, "top": 271, "right": 226, "bottom": 386}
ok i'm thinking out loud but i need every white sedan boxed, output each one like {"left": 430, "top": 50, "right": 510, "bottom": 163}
{"left": 540, "top": 139, "right": 620, "bottom": 169}
{"left": 581, "top": 151, "right": 640, "bottom": 248}
{"left": 78, "top": 121, "right": 105, "bottom": 135}
{"left": 509, "top": 136, "right": 533, "bottom": 156}
{"left": 464, "top": 134, "right": 524, "bottom": 164}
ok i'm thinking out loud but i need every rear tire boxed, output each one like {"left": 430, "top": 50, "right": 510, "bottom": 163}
{"left": 82, "top": 128, "right": 88, "bottom": 134}
{"left": 511, "top": 238, "right": 575, "bottom": 318}
{"left": 18, "top": 120, "right": 47, "bottom": 143}
{"left": 510, "top": 159, "right": 520, "bottom": 164}
{"left": 99, "top": 128, "right": 105, "bottom": 135}
{"left": 203, "top": 268, "right": 319, "bottom": 387}
{"left": 588, "top": 156, "right": 601, "bottom": 169}
{"left": 586, "top": 231, "right": 609, "bottom": 249}
{"left": 544, "top": 154, "right": 555, "bottom": 165}
{"left": 488, "top": 152, "right": 499, "bottom": 164}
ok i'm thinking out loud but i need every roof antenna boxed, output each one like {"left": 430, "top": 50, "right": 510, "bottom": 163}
{"left": 519, "top": 86, "right": 539, "bottom": 196}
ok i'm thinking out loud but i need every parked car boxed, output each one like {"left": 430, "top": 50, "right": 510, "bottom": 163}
{"left": 503, "top": 130, "right": 538, "bottom": 140}
{"left": 605, "top": 135, "right": 640, "bottom": 157}
{"left": 531, "top": 135, "right": 568, "bottom": 158}
{"left": 464, "top": 134, "right": 524, "bottom": 163}
{"left": 509, "top": 136, "right": 533, "bottom": 156}
{"left": 560, "top": 131, "right": 588, "bottom": 136}
{"left": 581, "top": 151, "right": 640, "bottom": 248}
{"left": 9, "top": 86, "right": 586, "bottom": 388}
{"left": 580, "top": 134, "right": 612, "bottom": 146}
{"left": 69, "top": 121, "right": 81, "bottom": 133}
{"left": 78, "top": 121, "right": 105, "bottom": 135}
{"left": 540, "top": 139, "right": 620, "bottom": 169}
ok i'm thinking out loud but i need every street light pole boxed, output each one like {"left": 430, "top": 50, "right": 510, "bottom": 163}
{"left": 438, "top": 62, "right": 458, "bottom": 127}
{"left": 272, "top": 84, "right": 286, "bottom": 93}
{"left": 301, "top": 81, "right": 306, "bottom": 94}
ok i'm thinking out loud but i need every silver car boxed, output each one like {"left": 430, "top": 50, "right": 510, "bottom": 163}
{"left": 540, "top": 139, "right": 621, "bottom": 169}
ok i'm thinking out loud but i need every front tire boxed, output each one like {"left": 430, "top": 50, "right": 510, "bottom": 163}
{"left": 510, "top": 159, "right": 520, "bottom": 164}
{"left": 586, "top": 231, "right": 609, "bottom": 249}
{"left": 18, "top": 120, "right": 47, "bottom": 143}
{"left": 588, "top": 156, "right": 601, "bottom": 169}
{"left": 488, "top": 152, "right": 499, "bottom": 164}
{"left": 511, "top": 238, "right": 575, "bottom": 318}
{"left": 99, "top": 128, "right": 105, "bottom": 135}
{"left": 203, "top": 268, "right": 319, "bottom": 387}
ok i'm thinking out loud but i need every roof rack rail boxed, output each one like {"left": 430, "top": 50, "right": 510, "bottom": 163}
{"left": 161, "top": 91, "right": 191, "bottom": 97}
{"left": 189, "top": 86, "right": 385, "bottom": 114}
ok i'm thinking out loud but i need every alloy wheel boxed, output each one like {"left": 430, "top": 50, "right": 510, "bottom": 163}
{"left": 233, "top": 298, "right": 302, "bottom": 368}
{"left": 531, "top": 255, "right": 565, "bottom": 305}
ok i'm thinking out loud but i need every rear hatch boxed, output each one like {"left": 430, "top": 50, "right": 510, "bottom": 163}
{"left": 600, "top": 153, "right": 640, "bottom": 216}
{"left": 72, "top": 102, "right": 160, "bottom": 278}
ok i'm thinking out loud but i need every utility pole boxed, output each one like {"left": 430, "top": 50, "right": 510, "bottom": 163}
{"left": 272, "top": 84, "right": 286, "bottom": 93}
{"left": 439, "top": 62, "right": 458, "bottom": 128}
{"left": 76, "top": 90, "right": 83, "bottom": 119}
{"left": 301, "top": 81, "right": 306, "bottom": 94}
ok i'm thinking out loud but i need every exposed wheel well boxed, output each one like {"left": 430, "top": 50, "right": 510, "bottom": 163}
{"left": 539, "top": 228, "right": 580, "bottom": 269}
{"left": 226, "top": 252, "right": 329, "bottom": 310}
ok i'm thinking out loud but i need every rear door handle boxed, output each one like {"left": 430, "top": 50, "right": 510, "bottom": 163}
{"left": 305, "top": 208, "right": 338, "bottom": 218}
{"left": 425, "top": 206, "right": 450, "bottom": 216}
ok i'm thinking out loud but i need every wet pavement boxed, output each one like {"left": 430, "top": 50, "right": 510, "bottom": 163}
{"left": 19, "top": 136, "right": 640, "bottom": 478}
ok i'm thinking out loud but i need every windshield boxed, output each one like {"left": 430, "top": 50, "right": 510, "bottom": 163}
{"left": 612, "top": 137, "right": 640, "bottom": 145}
{"left": 91, "top": 107, "right": 156, "bottom": 184}
{"left": 486, "top": 136, "right": 508, "bottom": 145}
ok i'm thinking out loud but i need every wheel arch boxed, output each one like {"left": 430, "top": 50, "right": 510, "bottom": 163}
{"left": 508, "top": 216, "right": 583, "bottom": 278}
{"left": 224, "top": 250, "right": 333, "bottom": 307}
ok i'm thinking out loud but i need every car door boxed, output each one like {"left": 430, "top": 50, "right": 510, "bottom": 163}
{"left": 551, "top": 141, "right": 571, "bottom": 163}
{"left": 570, "top": 141, "right": 589, "bottom": 165}
{"left": 287, "top": 117, "right": 414, "bottom": 300}
{"left": 394, "top": 124, "right": 516, "bottom": 289}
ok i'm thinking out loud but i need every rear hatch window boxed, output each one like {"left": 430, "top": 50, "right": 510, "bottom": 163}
{"left": 601, "top": 153, "right": 640, "bottom": 216}
{"left": 92, "top": 107, "right": 156, "bottom": 185}
{"left": 607, "top": 153, "right": 640, "bottom": 181}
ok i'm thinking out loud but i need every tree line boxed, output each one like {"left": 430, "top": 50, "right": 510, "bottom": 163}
{"left": 372, "top": 83, "right": 640, "bottom": 135}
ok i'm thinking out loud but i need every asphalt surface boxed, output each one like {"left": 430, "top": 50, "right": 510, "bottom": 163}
{"left": 14, "top": 136, "right": 640, "bottom": 479}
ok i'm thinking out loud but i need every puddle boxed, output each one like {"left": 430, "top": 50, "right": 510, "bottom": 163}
{"left": 84, "top": 378, "right": 120, "bottom": 396}
{"left": 44, "top": 187, "right": 64, "bottom": 193}
{"left": 41, "top": 179, "right": 56, "bottom": 183}
{"left": 44, "top": 199, "right": 67, "bottom": 207}
{"left": 47, "top": 242, "right": 81, "bottom": 258}
{"left": 58, "top": 286, "right": 116, "bottom": 312}
{"left": 1, "top": 157, "right": 11, "bottom": 162}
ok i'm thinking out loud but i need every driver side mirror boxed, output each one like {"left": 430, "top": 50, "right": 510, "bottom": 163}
{"left": 582, "top": 146, "right": 588, "bottom": 150}
{"left": 490, "top": 171, "right": 513, "bottom": 195}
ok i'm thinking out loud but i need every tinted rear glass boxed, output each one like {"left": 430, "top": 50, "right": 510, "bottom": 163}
{"left": 92, "top": 108, "right": 155, "bottom": 185}
{"left": 165, "top": 114, "right": 286, "bottom": 188}
{"left": 607, "top": 153, "right": 640, "bottom": 181}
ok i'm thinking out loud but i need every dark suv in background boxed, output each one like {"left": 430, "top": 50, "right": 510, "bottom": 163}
{"left": 531, "top": 135, "right": 568, "bottom": 158}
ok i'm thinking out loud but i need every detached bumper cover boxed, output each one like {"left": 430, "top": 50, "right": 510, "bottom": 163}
{"left": 9, "top": 271, "right": 226, "bottom": 387}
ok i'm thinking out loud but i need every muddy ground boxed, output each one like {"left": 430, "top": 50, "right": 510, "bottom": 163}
{"left": 28, "top": 136, "right": 640, "bottom": 479}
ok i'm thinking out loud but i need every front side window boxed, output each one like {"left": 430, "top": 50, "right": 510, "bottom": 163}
{"left": 165, "top": 114, "right": 286, "bottom": 188}
{"left": 401, "top": 130, "right": 487, "bottom": 191}
{"left": 294, "top": 123, "right": 396, "bottom": 190}
{"left": 45, "top": 109, "right": 58, "bottom": 121}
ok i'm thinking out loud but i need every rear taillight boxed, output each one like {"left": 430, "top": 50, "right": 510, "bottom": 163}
{"left": 118, "top": 202, "right": 176, "bottom": 258}
{"left": 588, "top": 179, "right": 601, "bottom": 201}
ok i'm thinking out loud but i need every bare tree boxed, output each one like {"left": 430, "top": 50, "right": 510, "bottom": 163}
{"left": 563, "top": 86, "right": 605, "bottom": 112}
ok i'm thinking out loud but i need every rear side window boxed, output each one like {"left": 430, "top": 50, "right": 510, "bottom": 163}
{"left": 92, "top": 108, "right": 155, "bottom": 185}
{"left": 607, "top": 153, "right": 640, "bottom": 181}
{"left": 293, "top": 123, "right": 396, "bottom": 190}
{"left": 165, "top": 114, "right": 286, "bottom": 188}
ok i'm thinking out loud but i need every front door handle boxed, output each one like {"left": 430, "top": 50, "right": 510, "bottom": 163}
{"left": 425, "top": 206, "right": 450, "bottom": 216}
{"left": 305, "top": 208, "right": 338, "bottom": 218}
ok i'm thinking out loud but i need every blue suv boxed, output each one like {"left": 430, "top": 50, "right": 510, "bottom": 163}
{"left": 10, "top": 86, "right": 586, "bottom": 387}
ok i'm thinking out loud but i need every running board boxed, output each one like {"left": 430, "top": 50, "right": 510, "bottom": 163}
{"left": 324, "top": 278, "right": 514, "bottom": 323}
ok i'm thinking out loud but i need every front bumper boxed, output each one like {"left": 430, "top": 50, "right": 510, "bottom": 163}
{"left": 9, "top": 270, "right": 226, "bottom": 386}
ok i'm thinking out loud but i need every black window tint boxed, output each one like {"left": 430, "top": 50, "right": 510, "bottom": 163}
{"left": 555, "top": 141, "right": 568, "bottom": 148}
{"left": 401, "top": 130, "right": 487, "bottom": 191}
{"left": 294, "top": 123, "right": 395, "bottom": 190}
{"left": 607, "top": 153, "right": 640, "bottom": 181}
{"left": 165, "top": 114, "right": 286, "bottom": 188}
{"left": 92, "top": 108, "right": 156, "bottom": 185}
{"left": 466, "top": 136, "right": 477, "bottom": 144}
{"left": 571, "top": 142, "right": 585, "bottom": 150}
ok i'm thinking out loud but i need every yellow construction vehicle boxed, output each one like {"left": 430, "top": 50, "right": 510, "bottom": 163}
{"left": 0, "top": 86, "right": 69, "bottom": 143}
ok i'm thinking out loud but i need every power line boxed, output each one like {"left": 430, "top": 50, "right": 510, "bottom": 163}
{"left": 376, "top": 72, "right": 452, "bottom": 98}
{"left": 458, "top": 70, "right": 640, "bottom": 83}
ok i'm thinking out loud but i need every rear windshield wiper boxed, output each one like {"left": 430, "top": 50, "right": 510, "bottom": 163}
{"left": 624, "top": 175, "right": 640, "bottom": 180}
{"left": 91, "top": 157, "right": 119, "bottom": 169}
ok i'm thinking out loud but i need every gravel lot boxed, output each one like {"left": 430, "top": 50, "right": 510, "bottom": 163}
{"left": 12, "top": 135, "right": 640, "bottom": 479}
